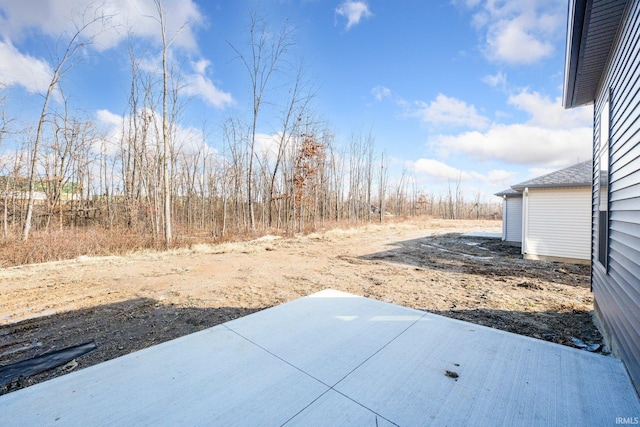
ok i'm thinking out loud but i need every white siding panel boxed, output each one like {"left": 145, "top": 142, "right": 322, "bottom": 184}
{"left": 504, "top": 196, "right": 523, "bottom": 243}
{"left": 524, "top": 188, "right": 591, "bottom": 260}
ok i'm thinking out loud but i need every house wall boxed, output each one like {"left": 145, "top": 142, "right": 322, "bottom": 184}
{"left": 522, "top": 187, "right": 591, "bottom": 261}
{"left": 502, "top": 196, "right": 522, "bottom": 244}
{"left": 592, "top": 1, "right": 640, "bottom": 393}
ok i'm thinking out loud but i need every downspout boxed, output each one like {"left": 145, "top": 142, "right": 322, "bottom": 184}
{"left": 522, "top": 188, "right": 529, "bottom": 255}
{"left": 502, "top": 195, "right": 507, "bottom": 241}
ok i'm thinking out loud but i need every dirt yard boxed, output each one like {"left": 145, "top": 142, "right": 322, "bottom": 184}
{"left": 0, "top": 218, "right": 601, "bottom": 394}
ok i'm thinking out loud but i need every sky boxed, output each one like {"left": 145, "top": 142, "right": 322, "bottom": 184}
{"left": 0, "top": 0, "right": 594, "bottom": 202}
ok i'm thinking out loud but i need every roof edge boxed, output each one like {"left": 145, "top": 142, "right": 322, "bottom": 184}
{"left": 494, "top": 189, "right": 522, "bottom": 197}
{"left": 563, "top": 0, "right": 589, "bottom": 109}
{"left": 508, "top": 160, "right": 592, "bottom": 190}
{"left": 511, "top": 182, "right": 591, "bottom": 191}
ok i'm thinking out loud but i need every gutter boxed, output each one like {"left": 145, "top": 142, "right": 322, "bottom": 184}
{"left": 511, "top": 182, "right": 591, "bottom": 191}
{"left": 563, "top": 0, "right": 590, "bottom": 108}
{"left": 522, "top": 188, "right": 529, "bottom": 256}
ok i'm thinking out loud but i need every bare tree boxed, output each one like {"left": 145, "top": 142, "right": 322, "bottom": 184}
{"left": 22, "top": 14, "right": 105, "bottom": 241}
{"left": 364, "top": 132, "right": 374, "bottom": 221}
{"left": 43, "top": 98, "right": 94, "bottom": 229}
{"left": 378, "top": 151, "right": 388, "bottom": 223}
{"left": 153, "top": 0, "right": 181, "bottom": 246}
{"left": 121, "top": 37, "right": 145, "bottom": 230}
{"left": 229, "top": 12, "right": 295, "bottom": 230}
{"left": 0, "top": 93, "right": 15, "bottom": 237}
{"left": 0, "top": 87, "right": 10, "bottom": 146}
{"left": 267, "top": 62, "right": 314, "bottom": 227}
{"left": 473, "top": 190, "right": 482, "bottom": 220}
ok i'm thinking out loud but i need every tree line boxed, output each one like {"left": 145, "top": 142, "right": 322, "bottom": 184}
{"left": 0, "top": 5, "right": 500, "bottom": 249}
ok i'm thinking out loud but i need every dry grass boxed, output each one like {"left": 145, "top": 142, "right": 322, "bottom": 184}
{"left": 0, "top": 228, "right": 163, "bottom": 267}
{"left": 0, "top": 217, "right": 499, "bottom": 268}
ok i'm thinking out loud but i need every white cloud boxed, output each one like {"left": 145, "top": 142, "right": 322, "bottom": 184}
{"left": 371, "top": 85, "right": 391, "bottom": 101}
{"left": 407, "top": 158, "right": 516, "bottom": 189}
{"left": 96, "top": 108, "right": 203, "bottom": 156}
{"left": 413, "top": 94, "right": 489, "bottom": 130}
{"left": 467, "top": 1, "right": 564, "bottom": 64}
{"left": 0, "top": 0, "right": 205, "bottom": 52}
{"left": 471, "top": 169, "right": 517, "bottom": 188}
{"left": 95, "top": 109, "right": 126, "bottom": 156}
{"left": 407, "top": 158, "right": 471, "bottom": 182}
{"left": 96, "top": 109, "right": 122, "bottom": 128}
{"left": 486, "top": 16, "right": 553, "bottom": 64}
{"left": 183, "top": 74, "right": 233, "bottom": 108}
{"left": 138, "top": 56, "right": 161, "bottom": 74}
{"left": 191, "top": 58, "right": 209, "bottom": 75}
{"left": 482, "top": 71, "right": 507, "bottom": 88}
{"left": 0, "top": 0, "right": 222, "bottom": 103}
{"left": 508, "top": 89, "right": 591, "bottom": 129}
{"left": 183, "top": 59, "right": 234, "bottom": 109}
{"left": 255, "top": 132, "right": 282, "bottom": 161}
{"left": 0, "top": 38, "right": 53, "bottom": 94}
{"left": 336, "top": 1, "right": 373, "bottom": 30}
{"left": 433, "top": 124, "right": 591, "bottom": 167}
{"left": 131, "top": 56, "right": 233, "bottom": 109}
{"left": 430, "top": 90, "right": 592, "bottom": 167}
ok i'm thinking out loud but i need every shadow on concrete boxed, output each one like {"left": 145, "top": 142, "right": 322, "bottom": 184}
{"left": 0, "top": 299, "right": 265, "bottom": 395}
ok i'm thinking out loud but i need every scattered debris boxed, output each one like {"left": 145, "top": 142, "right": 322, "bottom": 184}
{"left": 62, "top": 360, "right": 78, "bottom": 372}
{"left": 570, "top": 337, "right": 588, "bottom": 348}
{"left": 570, "top": 337, "right": 602, "bottom": 352}
{"left": 0, "top": 341, "right": 96, "bottom": 389}
{"left": 586, "top": 343, "right": 602, "bottom": 352}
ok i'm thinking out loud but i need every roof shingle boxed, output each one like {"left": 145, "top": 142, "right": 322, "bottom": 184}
{"left": 511, "top": 160, "right": 592, "bottom": 190}
{"left": 494, "top": 188, "right": 521, "bottom": 197}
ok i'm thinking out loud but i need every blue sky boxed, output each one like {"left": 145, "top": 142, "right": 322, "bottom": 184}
{"left": 0, "top": 0, "right": 593, "bottom": 201}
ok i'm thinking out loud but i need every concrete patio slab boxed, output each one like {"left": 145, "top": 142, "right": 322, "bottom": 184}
{"left": 0, "top": 326, "right": 329, "bottom": 427}
{"left": 1, "top": 289, "right": 638, "bottom": 426}
{"left": 224, "top": 289, "right": 425, "bottom": 386}
{"left": 334, "top": 312, "right": 638, "bottom": 426}
{"left": 283, "top": 389, "right": 397, "bottom": 426}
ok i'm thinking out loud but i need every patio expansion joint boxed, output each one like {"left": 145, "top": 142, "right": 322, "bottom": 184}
{"left": 330, "top": 310, "right": 429, "bottom": 387}
{"left": 223, "top": 310, "right": 429, "bottom": 426}
{"left": 221, "top": 323, "right": 331, "bottom": 388}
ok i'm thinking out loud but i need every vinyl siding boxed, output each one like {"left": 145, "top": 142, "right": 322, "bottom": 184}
{"left": 592, "top": 0, "right": 640, "bottom": 393}
{"left": 523, "top": 188, "right": 591, "bottom": 260}
{"left": 503, "top": 196, "right": 522, "bottom": 243}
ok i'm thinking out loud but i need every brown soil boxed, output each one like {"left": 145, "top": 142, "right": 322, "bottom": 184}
{"left": 0, "top": 219, "right": 601, "bottom": 395}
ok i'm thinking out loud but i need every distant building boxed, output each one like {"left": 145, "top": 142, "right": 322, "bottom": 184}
{"left": 494, "top": 187, "right": 522, "bottom": 246}
{"left": 1, "top": 191, "right": 48, "bottom": 201}
{"left": 495, "top": 161, "right": 592, "bottom": 263}
{"left": 0, "top": 176, "right": 82, "bottom": 202}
